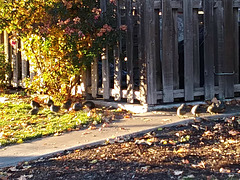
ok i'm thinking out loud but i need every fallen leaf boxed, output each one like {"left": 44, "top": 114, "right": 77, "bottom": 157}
{"left": 89, "top": 159, "right": 98, "bottom": 164}
{"left": 219, "top": 168, "right": 231, "bottom": 173}
{"left": 228, "top": 130, "right": 239, "bottom": 136}
{"left": 173, "top": 170, "right": 183, "bottom": 176}
{"left": 88, "top": 126, "right": 96, "bottom": 130}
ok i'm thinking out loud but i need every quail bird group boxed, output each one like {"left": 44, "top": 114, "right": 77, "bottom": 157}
{"left": 177, "top": 104, "right": 186, "bottom": 118}
{"left": 62, "top": 99, "right": 72, "bottom": 111}
{"left": 82, "top": 101, "right": 95, "bottom": 109}
{"left": 191, "top": 104, "right": 201, "bottom": 117}
{"left": 29, "top": 107, "right": 39, "bottom": 115}
{"left": 30, "top": 100, "right": 41, "bottom": 108}
{"left": 50, "top": 104, "right": 61, "bottom": 113}
{"left": 73, "top": 102, "right": 83, "bottom": 111}
{"left": 207, "top": 100, "right": 226, "bottom": 114}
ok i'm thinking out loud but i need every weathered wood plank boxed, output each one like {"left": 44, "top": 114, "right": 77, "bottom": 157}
{"left": 113, "top": 44, "right": 122, "bottom": 101}
{"left": 214, "top": 1, "right": 224, "bottom": 99}
{"left": 126, "top": 0, "right": 134, "bottom": 103}
{"left": 137, "top": 0, "right": 147, "bottom": 104}
{"left": 222, "top": 0, "right": 235, "bottom": 98}
{"left": 193, "top": 9, "right": 200, "bottom": 88}
{"left": 21, "top": 40, "right": 28, "bottom": 88}
{"left": 233, "top": 0, "right": 240, "bottom": 7}
{"left": 4, "top": 31, "right": 11, "bottom": 86}
{"left": 155, "top": 8, "right": 162, "bottom": 91}
{"left": 154, "top": 0, "right": 203, "bottom": 9}
{"left": 204, "top": 0, "right": 215, "bottom": 100}
{"left": 183, "top": 0, "right": 194, "bottom": 101}
{"left": 233, "top": 8, "right": 239, "bottom": 84}
{"left": 145, "top": 0, "right": 157, "bottom": 104}
{"left": 102, "top": 47, "right": 110, "bottom": 100}
{"left": 162, "top": 0, "right": 174, "bottom": 102}
{"left": 91, "top": 57, "right": 98, "bottom": 98}
{"left": 172, "top": 9, "right": 179, "bottom": 90}
{"left": 12, "top": 38, "right": 18, "bottom": 87}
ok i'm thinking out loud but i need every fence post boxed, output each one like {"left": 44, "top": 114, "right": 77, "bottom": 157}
{"left": 162, "top": 0, "right": 174, "bottom": 103}
{"left": 4, "top": 31, "right": 11, "bottom": 86}
{"left": 91, "top": 57, "right": 98, "bottom": 98}
{"left": 21, "top": 40, "right": 28, "bottom": 88}
{"left": 114, "top": 44, "right": 122, "bottom": 101}
{"left": 214, "top": 1, "right": 224, "bottom": 99}
{"left": 183, "top": 0, "right": 194, "bottom": 101}
{"left": 126, "top": 0, "right": 134, "bottom": 103}
{"left": 233, "top": 7, "right": 239, "bottom": 84}
{"left": 138, "top": 0, "right": 147, "bottom": 104}
{"left": 102, "top": 47, "right": 110, "bottom": 100}
{"left": 222, "top": 0, "right": 234, "bottom": 98}
{"left": 204, "top": 0, "right": 215, "bottom": 100}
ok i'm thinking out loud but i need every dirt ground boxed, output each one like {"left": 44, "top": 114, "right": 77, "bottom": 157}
{"left": 1, "top": 111, "right": 240, "bottom": 180}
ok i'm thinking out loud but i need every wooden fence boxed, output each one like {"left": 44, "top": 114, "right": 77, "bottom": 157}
{"left": 1, "top": 0, "right": 240, "bottom": 105}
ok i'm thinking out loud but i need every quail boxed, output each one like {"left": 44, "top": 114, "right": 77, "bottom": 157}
{"left": 177, "top": 104, "right": 186, "bottom": 118}
{"left": 30, "top": 100, "right": 41, "bottom": 108}
{"left": 29, "top": 107, "right": 39, "bottom": 115}
{"left": 82, "top": 101, "right": 95, "bottom": 109}
{"left": 50, "top": 104, "right": 60, "bottom": 113}
{"left": 216, "top": 100, "right": 226, "bottom": 113}
{"left": 62, "top": 99, "right": 72, "bottom": 111}
{"left": 72, "top": 102, "right": 83, "bottom": 111}
{"left": 191, "top": 104, "right": 201, "bottom": 117}
{"left": 47, "top": 98, "right": 54, "bottom": 107}
{"left": 207, "top": 103, "right": 217, "bottom": 114}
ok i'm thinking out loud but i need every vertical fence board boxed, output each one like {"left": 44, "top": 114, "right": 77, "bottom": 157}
{"left": 91, "top": 57, "right": 98, "bottom": 98}
{"left": 102, "top": 47, "right": 110, "bottom": 100}
{"left": 162, "top": 0, "right": 174, "bottom": 102}
{"left": 114, "top": 44, "right": 122, "bottom": 101}
{"left": 145, "top": 0, "right": 157, "bottom": 104}
{"left": 155, "top": 9, "right": 162, "bottom": 91}
{"left": 223, "top": 0, "right": 235, "bottom": 98}
{"left": 12, "top": 39, "right": 18, "bottom": 87}
{"left": 193, "top": 9, "right": 200, "bottom": 88}
{"left": 126, "top": 0, "right": 134, "bottom": 103}
{"left": 183, "top": 0, "right": 194, "bottom": 101}
{"left": 172, "top": 9, "right": 179, "bottom": 90}
{"left": 4, "top": 31, "right": 11, "bottom": 86}
{"left": 138, "top": 0, "right": 147, "bottom": 104}
{"left": 204, "top": 0, "right": 215, "bottom": 100}
{"left": 21, "top": 41, "right": 28, "bottom": 88}
{"left": 214, "top": 1, "right": 224, "bottom": 99}
{"left": 233, "top": 8, "right": 239, "bottom": 84}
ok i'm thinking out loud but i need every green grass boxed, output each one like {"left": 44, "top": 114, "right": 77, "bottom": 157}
{"left": 0, "top": 94, "right": 102, "bottom": 146}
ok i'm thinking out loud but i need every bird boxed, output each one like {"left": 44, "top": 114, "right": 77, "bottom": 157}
{"left": 177, "top": 104, "right": 187, "bottom": 118}
{"left": 207, "top": 103, "right": 218, "bottom": 114}
{"left": 62, "top": 99, "right": 72, "bottom": 111}
{"left": 216, "top": 100, "right": 226, "bottom": 113}
{"left": 47, "top": 98, "right": 54, "bottom": 107}
{"left": 82, "top": 101, "right": 95, "bottom": 109}
{"left": 207, "top": 101, "right": 226, "bottom": 114}
{"left": 29, "top": 107, "right": 39, "bottom": 115}
{"left": 72, "top": 102, "right": 83, "bottom": 111}
{"left": 191, "top": 104, "right": 201, "bottom": 117}
{"left": 30, "top": 100, "right": 41, "bottom": 108}
{"left": 50, "top": 104, "right": 60, "bottom": 113}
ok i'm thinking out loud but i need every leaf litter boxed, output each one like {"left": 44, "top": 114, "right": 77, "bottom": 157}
{"left": 2, "top": 115, "right": 240, "bottom": 179}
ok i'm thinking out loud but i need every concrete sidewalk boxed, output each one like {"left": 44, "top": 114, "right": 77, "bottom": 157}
{"left": 0, "top": 109, "right": 239, "bottom": 168}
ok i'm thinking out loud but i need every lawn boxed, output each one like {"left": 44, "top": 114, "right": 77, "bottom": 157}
{"left": 0, "top": 94, "right": 102, "bottom": 146}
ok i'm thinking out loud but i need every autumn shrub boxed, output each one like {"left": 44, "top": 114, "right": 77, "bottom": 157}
{"left": 0, "top": 0, "right": 123, "bottom": 100}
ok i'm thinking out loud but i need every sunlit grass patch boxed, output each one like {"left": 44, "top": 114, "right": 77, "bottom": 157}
{"left": 0, "top": 95, "right": 102, "bottom": 146}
